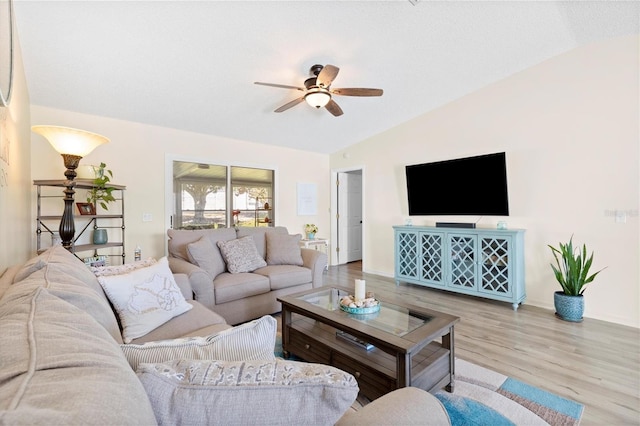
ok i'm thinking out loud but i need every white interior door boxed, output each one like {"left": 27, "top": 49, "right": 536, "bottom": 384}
{"left": 337, "top": 172, "right": 349, "bottom": 265}
{"left": 336, "top": 171, "right": 363, "bottom": 265}
{"left": 346, "top": 172, "right": 362, "bottom": 262}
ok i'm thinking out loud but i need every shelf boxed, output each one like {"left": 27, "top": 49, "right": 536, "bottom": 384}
{"left": 33, "top": 179, "right": 126, "bottom": 190}
{"left": 39, "top": 214, "right": 124, "bottom": 220}
{"left": 37, "top": 242, "right": 123, "bottom": 255}
{"left": 35, "top": 181, "right": 127, "bottom": 264}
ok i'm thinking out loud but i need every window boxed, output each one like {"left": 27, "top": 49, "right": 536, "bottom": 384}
{"left": 172, "top": 161, "right": 274, "bottom": 229}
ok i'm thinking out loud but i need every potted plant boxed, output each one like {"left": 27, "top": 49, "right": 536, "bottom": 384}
{"left": 86, "top": 162, "right": 115, "bottom": 211}
{"left": 305, "top": 224, "right": 318, "bottom": 240}
{"left": 548, "top": 236, "right": 605, "bottom": 322}
{"left": 86, "top": 163, "right": 115, "bottom": 245}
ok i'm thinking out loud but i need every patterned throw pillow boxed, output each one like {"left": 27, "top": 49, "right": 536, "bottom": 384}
{"left": 137, "top": 358, "right": 359, "bottom": 425}
{"left": 120, "top": 315, "right": 277, "bottom": 370}
{"left": 97, "top": 257, "right": 193, "bottom": 343}
{"left": 217, "top": 236, "right": 267, "bottom": 273}
{"left": 265, "top": 233, "right": 304, "bottom": 266}
{"left": 91, "top": 258, "right": 157, "bottom": 277}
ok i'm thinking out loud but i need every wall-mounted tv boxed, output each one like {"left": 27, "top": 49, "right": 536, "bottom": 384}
{"left": 405, "top": 152, "right": 509, "bottom": 216}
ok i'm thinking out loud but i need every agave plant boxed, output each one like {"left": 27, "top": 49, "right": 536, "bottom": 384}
{"left": 548, "top": 237, "right": 605, "bottom": 296}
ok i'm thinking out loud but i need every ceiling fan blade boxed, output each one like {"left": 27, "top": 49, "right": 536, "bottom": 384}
{"left": 254, "top": 82, "right": 305, "bottom": 91}
{"left": 325, "top": 99, "right": 344, "bottom": 117}
{"left": 274, "top": 97, "right": 305, "bottom": 113}
{"left": 332, "top": 88, "right": 383, "bottom": 97}
{"left": 316, "top": 65, "right": 340, "bottom": 88}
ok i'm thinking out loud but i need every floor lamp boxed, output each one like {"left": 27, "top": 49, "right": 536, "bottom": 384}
{"left": 32, "top": 126, "right": 109, "bottom": 251}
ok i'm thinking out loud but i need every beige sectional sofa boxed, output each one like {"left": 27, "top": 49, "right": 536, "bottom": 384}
{"left": 0, "top": 245, "right": 451, "bottom": 425}
{"left": 167, "top": 226, "right": 327, "bottom": 324}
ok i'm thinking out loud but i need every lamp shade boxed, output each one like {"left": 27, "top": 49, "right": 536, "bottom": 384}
{"left": 32, "top": 125, "right": 109, "bottom": 157}
{"left": 305, "top": 91, "right": 331, "bottom": 108}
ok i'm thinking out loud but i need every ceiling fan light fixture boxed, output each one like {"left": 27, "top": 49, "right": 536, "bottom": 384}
{"left": 304, "top": 90, "right": 331, "bottom": 108}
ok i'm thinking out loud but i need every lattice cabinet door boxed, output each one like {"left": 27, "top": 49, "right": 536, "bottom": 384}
{"left": 396, "top": 230, "right": 419, "bottom": 280}
{"left": 420, "top": 232, "right": 445, "bottom": 286}
{"left": 447, "top": 234, "right": 477, "bottom": 290}
{"left": 479, "top": 236, "right": 512, "bottom": 296}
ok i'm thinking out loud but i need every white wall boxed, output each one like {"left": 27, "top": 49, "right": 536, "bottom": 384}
{"left": 331, "top": 35, "right": 639, "bottom": 328}
{"left": 0, "top": 31, "right": 32, "bottom": 273}
{"left": 30, "top": 107, "right": 330, "bottom": 262}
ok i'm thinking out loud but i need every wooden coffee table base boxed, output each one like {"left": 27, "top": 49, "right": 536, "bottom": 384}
{"left": 279, "top": 293, "right": 458, "bottom": 400}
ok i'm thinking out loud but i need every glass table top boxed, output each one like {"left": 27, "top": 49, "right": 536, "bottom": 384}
{"left": 296, "top": 288, "right": 430, "bottom": 337}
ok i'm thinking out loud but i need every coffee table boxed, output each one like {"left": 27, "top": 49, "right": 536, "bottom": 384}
{"left": 278, "top": 286, "right": 459, "bottom": 400}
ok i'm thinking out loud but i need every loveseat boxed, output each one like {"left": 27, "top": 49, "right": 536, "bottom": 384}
{"left": 0, "top": 245, "right": 451, "bottom": 425}
{"left": 167, "top": 226, "right": 327, "bottom": 324}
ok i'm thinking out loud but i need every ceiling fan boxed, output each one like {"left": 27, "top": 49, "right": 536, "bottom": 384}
{"left": 254, "top": 64, "right": 383, "bottom": 117}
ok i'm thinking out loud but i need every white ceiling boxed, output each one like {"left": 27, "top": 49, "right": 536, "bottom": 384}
{"left": 13, "top": 1, "right": 639, "bottom": 154}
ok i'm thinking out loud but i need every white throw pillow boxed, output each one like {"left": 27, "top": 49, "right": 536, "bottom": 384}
{"left": 120, "top": 315, "right": 277, "bottom": 370}
{"left": 217, "top": 236, "right": 267, "bottom": 273}
{"left": 97, "top": 257, "right": 193, "bottom": 343}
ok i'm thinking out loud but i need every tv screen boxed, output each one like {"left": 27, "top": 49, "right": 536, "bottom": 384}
{"left": 405, "top": 152, "right": 509, "bottom": 216}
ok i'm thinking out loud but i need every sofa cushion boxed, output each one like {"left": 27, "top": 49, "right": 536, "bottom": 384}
{"left": 121, "top": 315, "right": 276, "bottom": 370}
{"left": 0, "top": 265, "right": 21, "bottom": 301}
{"left": 214, "top": 272, "right": 270, "bottom": 304}
{"left": 128, "top": 300, "right": 228, "bottom": 344}
{"left": 217, "top": 236, "right": 267, "bottom": 273}
{"left": 186, "top": 236, "right": 225, "bottom": 279}
{"left": 167, "top": 227, "right": 236, "bottom": 263}
{"left": 265, "top": 232, "right": 304, "bottom": 266}
{"left": 137, "top": 358, "right": 359, "bottom": 426}
{"left": 0, "top": 287, "right": 156, "bottom": 424}
{"left": 236, "top": 226, "right": 288, "bottom": 259}
{"left": 1, "top": 246, "right": 123, "bottom": 344}
{"left": 97, "top": 257, "right": 193, "bottom": 343}
{"left": 256, "top": 265, "right": 313, "bottom": 290}
{"left": 13, "top": 258, "right": 47, "bottom": 283}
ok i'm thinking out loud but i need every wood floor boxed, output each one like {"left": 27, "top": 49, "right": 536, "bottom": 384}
{"left": 324, "top": 261, "right": 640, "bottom": 425}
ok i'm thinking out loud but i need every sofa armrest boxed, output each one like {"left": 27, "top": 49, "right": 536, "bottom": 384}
{"left": 301, "top": 248, "right": 327, "bottom": 288}
{"left": 173, "top": 273, "right": 193, "bottom": 300}
{"left": 168, "top": 257, "right": 215, "bottom": 308}
{"left": 336, "top": 387, "right": 451, "bottom": 426}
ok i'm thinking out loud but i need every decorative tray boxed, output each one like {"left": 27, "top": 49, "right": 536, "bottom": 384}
{"left": 339, "top": 295, "right": 381, "bottom": 315}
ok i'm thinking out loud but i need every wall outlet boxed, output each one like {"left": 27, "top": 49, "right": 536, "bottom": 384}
{"left": 142, "top": 213, "right": 153, "bottom": 222}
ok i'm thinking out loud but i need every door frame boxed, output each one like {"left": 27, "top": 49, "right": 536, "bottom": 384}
{"left": 330, "top": 166, "right": 364, "bottom": 267}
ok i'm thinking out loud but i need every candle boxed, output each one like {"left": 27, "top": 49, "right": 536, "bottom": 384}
{"left": 355, "top": 279, "right": 366, "bottom": 302}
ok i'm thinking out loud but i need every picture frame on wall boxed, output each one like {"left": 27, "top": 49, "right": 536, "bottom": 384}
{"left": 76, "top": 202, "right": 95, "bottom": 215}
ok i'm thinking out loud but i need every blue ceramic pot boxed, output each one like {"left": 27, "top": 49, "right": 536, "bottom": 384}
{"left": 554, "top": 291, "right": 584, "bottom": 322}
{"left": 93, "top": 229, "right": 108, "bottom": 245}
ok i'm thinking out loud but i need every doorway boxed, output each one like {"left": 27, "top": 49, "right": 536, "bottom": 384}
{"left": 330, "top": 168, "right": 363, "bottom": 268}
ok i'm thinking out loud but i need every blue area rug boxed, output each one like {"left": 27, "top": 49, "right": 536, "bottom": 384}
{"left": 434, "top": 359, "right": 584, "bottom": 426}
{"left": 275, "top": 335, "right": 583, "bottom": 425}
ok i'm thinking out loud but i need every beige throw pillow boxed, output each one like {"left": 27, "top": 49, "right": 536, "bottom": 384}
{"left": 217, "top": 236, "right": 267, "bottom": 273}
{"left": 186, "top": 236, "right": 225, "bottom": 278}
{"left": 97, "top": 257, "right": 193, "bottom": 343}
{"left": 265, "top": 233, "right": 304, "bottom": 266}
{"left": 137, "top": 358, "right": 359, "bottom": 426}
{"left": 120, "top": 315, "right": 277, "bottom": 370}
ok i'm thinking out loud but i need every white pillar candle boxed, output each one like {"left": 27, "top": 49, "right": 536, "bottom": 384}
{"left": 355, "top": 279, "right": 366, "bottom": 301}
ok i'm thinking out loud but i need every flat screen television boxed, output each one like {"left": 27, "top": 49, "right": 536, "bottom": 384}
{"left": 405, "top": 152, "right": 509, "bottom": 216}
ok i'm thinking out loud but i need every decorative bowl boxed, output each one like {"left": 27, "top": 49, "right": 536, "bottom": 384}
{"left": 339, "top": 301, "right": 381, "bottom": 315}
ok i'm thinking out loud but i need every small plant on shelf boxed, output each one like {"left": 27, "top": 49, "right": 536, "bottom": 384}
{"left": 86, "top": 162, "right": 116, "bottom": 211}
